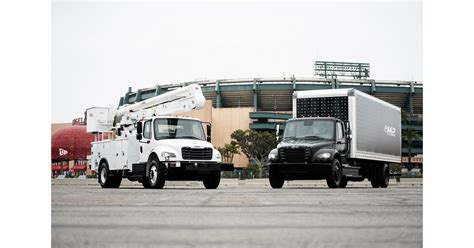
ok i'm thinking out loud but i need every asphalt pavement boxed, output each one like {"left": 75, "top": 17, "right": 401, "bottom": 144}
{"left": 52, "top": 178, "right": 422, "bottom": 248}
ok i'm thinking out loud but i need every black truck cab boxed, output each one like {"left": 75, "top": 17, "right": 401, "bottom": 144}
{"left": 268, "top": 117, "right": 350, "bottom": 188}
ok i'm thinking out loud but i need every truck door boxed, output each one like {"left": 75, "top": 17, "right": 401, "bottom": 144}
{"left": 336, "top": 121, "right": 347, "bottom": 154}
{"left": 139, "top": 120, "right": 154, "bottom": 162}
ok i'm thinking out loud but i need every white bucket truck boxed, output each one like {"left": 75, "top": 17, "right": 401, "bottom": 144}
{"left": 86, "top": 84, "right": 233, "bottom": 189}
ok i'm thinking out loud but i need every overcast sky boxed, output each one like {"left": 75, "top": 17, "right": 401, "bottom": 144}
{"left": 52, "top": 0, "right": 422, "bottom": 123}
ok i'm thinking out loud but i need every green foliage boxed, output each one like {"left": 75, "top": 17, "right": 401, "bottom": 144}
{"left": 402, "top": 127, "right": 422, "bottom": 170}
{"left": 245, "top": 163, "right": 260, "bottom": 176}
{"left": 221, "top": 169, "right": 254, "bottom": 179}
{"left": 217, "top": 142, "right": 240, "bottom": 163}
{"left": 401, "top": 110, "right": 409, "bottom": 125}
{"left": 221, "top": 171, "right": 240, "bottom": 178}
{"left": 402, "top": 128, "right": 422, "bottom": 145}
{"left": 231, "top": 129, "right": 278, "bottom": 177}
{"left": 389, "top": 163, "right": 401, "bottom": 174}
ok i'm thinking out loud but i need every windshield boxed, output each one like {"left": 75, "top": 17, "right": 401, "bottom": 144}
{"left": 283, "top": 119, "right": 335, "bottom": 141}
{"left": 153, "top": 118, "right": 206, "bottom": 141}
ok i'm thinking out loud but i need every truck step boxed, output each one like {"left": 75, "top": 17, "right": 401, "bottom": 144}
{"left": 342, "top": 164, "right": 361, "bottom": 170}
{"left": 345, "top": 175, "right": 364, "bottom": 181}
{"left": 342, "top": 164, "right": 361, "bottom": 179}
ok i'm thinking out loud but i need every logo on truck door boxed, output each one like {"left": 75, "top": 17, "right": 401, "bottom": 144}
{"left": 384, "top": 125, "right": 396, "bottom": 137}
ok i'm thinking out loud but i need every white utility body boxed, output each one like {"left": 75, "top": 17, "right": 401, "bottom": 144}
{"left": 86, "top": 84, "right": 233, "bottom": 189}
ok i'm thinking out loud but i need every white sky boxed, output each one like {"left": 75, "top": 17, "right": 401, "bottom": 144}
{"left": 52, "top": 0, "right": 422, "bottom": 123}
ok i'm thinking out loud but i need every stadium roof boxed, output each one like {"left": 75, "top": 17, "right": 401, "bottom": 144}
{"left": 119, "top": 77, "right": 423, "bottom": 114}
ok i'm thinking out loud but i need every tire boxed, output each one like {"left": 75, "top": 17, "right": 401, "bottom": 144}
{"left": 370, "top": 164, "right": 380, "bottom": 188}
{"left": 98, "top": 161, "right": 121, "bottom": 188}
{"left": 269, "top": 166, "right": 284, "bottom": 189}
{"left": 110, "top": 174, "right": 122, "bottom": 188}
{"left": 339, "top": 177, "right": 348, "bottom": 188}
{"left": 145, "top": 158, "right": 166, "bottom": 189}
{"left": 379, "top": 163, "right": 390, "bottom": 188}
{"left": 203, "top": 171, "right": 221, "bottom": 189}
{"left": 142, "top": 179, "right": 151, "bottom": 189}
{"left": 370, "top": 178, "right": 380, "bottom": 188}
{"left": 370, "top": 163, "right": 388, "bottom": 188}
{"left": 326, "top": 159, "right": 342, "bottom": 188}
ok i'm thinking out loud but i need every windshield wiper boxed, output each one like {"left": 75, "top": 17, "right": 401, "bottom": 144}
{"left": 157, "top": 136, "right": 175, "bottom": 140}
{"left": 302, "top": 135, "right": 325, "bottom": 140}
{"left": 283, "top": 137, "right": 297, "bottom": 140}
{"left": 177, "top": 136, "right": 203, "bottom": 140}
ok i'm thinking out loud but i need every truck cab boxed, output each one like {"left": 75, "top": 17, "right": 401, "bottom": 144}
{"left": 268, "top": 117, "right": 348, "bottom": 188}
{"left": 134, "top": 116, "right": 227, "bottom": 184}
{"left": 136, "top": 116, "right": 218, "bottom": 165}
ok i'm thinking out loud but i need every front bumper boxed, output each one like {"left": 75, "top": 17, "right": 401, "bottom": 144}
{"left": 164, "top": 161, "right": 234, "bottom": 181}
{"left": 164, "top": 161, "right": 234, "bottom": 171}
{"left": 269, "top": 162, "right": 332, "bottom": 179}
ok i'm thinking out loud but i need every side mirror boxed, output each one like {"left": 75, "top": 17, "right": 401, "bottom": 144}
{"left": 276, "top": 124, "right": 280, "bottom": 141}
{"left": 136, "top": 122, "right": 143, "bottom": 140}
{"left": 206, "top": 124, "right": 212, "bottom": 142}
{"left": 345, "top": 122, "right": 351, "bottom": 139}
{"left": 136, "top": 122, "right": 143, "bottom": 134}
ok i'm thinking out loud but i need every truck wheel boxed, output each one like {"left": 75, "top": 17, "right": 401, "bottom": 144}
{"left": 142, "top": 179, "right": 151, "bottom": 189}
{"left": 98, "top": 162, "right": 121, "bottom": 188}
{"left": 203, "top": 171, "right": 221, "bottom": 189}
{"left": 326, "top": 159, "right": 342, "bottom": 188}
{"left": 370, "top": 164, "right": 381, "bottom": 188}
{"left": 110, "top": 174, "right": 122, "bottom": 188}
{"left": 339, "top": 177, "right": 348, "bottom": 188}
{"left": 379, "top": 163, "right": 390, "bottom": 188}
{"left": 146, "top": 158, "right": 166, "bottom": 189}
{"left": 269, "top": 166, "right": 284, "bottom": 189}
{"left": 370, "top": 179, "right": 380, "bottom": 188}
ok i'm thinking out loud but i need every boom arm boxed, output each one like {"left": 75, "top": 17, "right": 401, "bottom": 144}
{"left": 86, "top": 84, "right": 206, "bottom": 133}
{"left": 114, "top": 84, "right": 206, "bottom": 127}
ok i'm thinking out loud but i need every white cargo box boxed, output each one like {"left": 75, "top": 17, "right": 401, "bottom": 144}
{"left": 85, "top": 107, "right": 115, "bottom": 133}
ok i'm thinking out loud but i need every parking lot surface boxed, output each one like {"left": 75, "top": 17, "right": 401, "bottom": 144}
{"left": 52, "top": 179, "right": 422, "bottom": 248}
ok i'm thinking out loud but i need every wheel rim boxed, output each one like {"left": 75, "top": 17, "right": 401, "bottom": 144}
{"left": 334, "top": 161, "right": 341, "bottom": 183}
{"left": 150, "top": 165, "right": 158, "bottom": 185}
{"left": 100, "top": 167, "right": 107, "bottom": 183}
{"left": 384, "top": 165, "right": 390, "bottom": 183}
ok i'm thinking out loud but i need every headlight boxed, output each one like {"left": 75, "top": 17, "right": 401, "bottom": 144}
{"left": 317, "top": 152, "right": 331, "bottom": 159}
{"left": 215, "top": 151, "right": 222, "bottom": 162}
{"left": 268, "top": 149, "right": 278, "bottom": 160}
{"left": 161, "top": 152, "right": 176, "bottom": 161}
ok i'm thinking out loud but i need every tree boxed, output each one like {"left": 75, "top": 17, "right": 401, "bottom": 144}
{"left": 401, "top": 110, "right": 409, "bottom": 125}
{"left": 402, "top": 128, "right": 422, "bottom": 171}
{"left": 231, "top": 129, "right": 278, "bottom": 178}
{"left": 217, "top": 142, "right": 240, "bottom": 163}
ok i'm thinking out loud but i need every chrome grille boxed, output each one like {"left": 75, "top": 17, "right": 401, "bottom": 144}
{"left": 181, "top": 147, "right": 213, "bottom": 160}
{"left": 279, "top": 147, "right": 311, "bottom": 162}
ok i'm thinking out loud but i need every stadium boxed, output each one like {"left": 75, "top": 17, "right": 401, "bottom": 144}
{"left": 116, "top": 76, "right": 423, "bottom": 169}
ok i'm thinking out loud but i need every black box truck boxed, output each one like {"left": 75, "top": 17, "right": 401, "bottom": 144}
{"left": 268, "top": 88, "right": 401, "bottom": 188}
